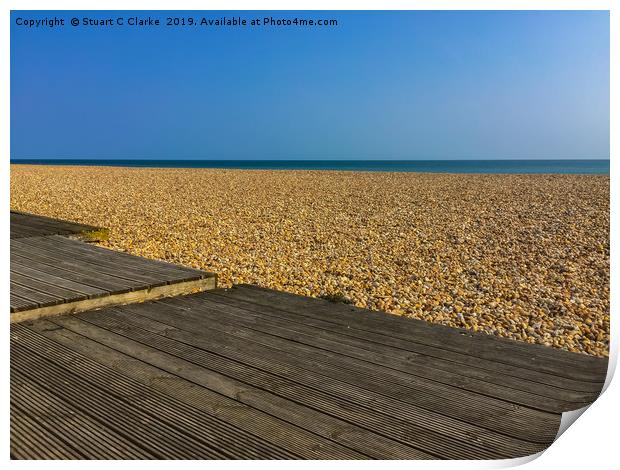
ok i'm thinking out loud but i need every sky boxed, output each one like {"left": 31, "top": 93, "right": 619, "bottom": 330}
{"left": 10, "top": 10, "right": 610, "bottom": 160}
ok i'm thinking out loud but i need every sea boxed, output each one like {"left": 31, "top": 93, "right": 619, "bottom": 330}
{"left": 10, "top": 159, "right": 610, "bottom": 175}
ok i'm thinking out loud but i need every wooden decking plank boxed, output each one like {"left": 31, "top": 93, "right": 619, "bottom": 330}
{"left": 12, "top": 279, "right": 217, "bottom": 325}
{"left": 11, "top": 255, "right": 136, "bottom": 293}
{"left": 10, "top": 294, "right": 36, "bottom": 312}
{"left": 10, "top": 363, "right": 222, "bottom": 460}
{"left": 234, "top": 284, "right": 607, "bottom": 375}
{"left": 182, "top": 292, "right": 599, "bottom": 403}
{"left": 11, "top": 342, "right": 242, "bottom": 459}
{"left": 15, "top": 236, "right": 200, "bottom": 282}
{"left": 10, "top": 211, "right": 102, "bottom": 239}
{"left": 11, "top": 272, "right": 86, "bottom": 302}
{"left": 49, "top": 315, "right": 435, "bottom": 459}
{"left": 10, "top": 218, "right": 77, "bottom": 236}
{"left": 208, "top": 289, "right": 603, "bottom": 394}
{"left": 11, "top": 345, "right": 295, "bottom": 460}
{"left": 11, "top": 243, "right": 161, "bottom": 289}
{"left": 92, "top": 306, "right": 551, "bottom": 457}
{"left": 76, "top": 309, "right": 558, "bottom": 452}
{"left": 116, "top": 298, "right": 561, "bottom": 443}
{"left": 14, "top": 239, "right": 171, "bottom": 288}
{"left": 10, "top": 211, "right": 82, "bottom": 229}
{"left": 117, "top": 297, "right": 560, "bottom": 442}
{"left": 11, "top": 372, "right": 154, "bottom": 459}
{"left": 10, "top": 223, "right": 44, "bottom": 239}
{"left": 231, "top": 285, "right": 608, "bottom": 382}
{"left": 11, "top": 405, "right": 84, "bottom": 460}
{"left": 76, "top": 312, "right": 510, "bottom": 459}
{"left": 23, "top": 320, "right": 364, "bottom": 460}
{"left": 10, "top": 215, "right": 80, "bottom": 233}
{"left": 45, "top": 235, "right": 209, "bottom": 278}
{"left": 10, "top": 223, "right": 68, "bottom": 239}
{"left": 10, "top": 232, "right": 216, "bottom": 321}
{"left": 158, "top": 294, "right": 583, "bottom": 414}
{"left": 10, "top": 282, "right": 64, "bottom": 308}
{"left": 10, "top": 263, "right": 109, "bottom": 298}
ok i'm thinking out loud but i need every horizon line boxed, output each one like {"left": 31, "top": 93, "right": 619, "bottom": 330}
{"left": 10, "top": 157, "right": 611, "bottom": 162}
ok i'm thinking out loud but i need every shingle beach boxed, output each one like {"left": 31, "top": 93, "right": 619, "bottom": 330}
{"left": 10, "top": 165, "right": 610, "bottom": 357}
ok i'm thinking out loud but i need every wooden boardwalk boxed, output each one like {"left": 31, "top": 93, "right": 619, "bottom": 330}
{"left": 9, "top": 212, "right": 608, "bottom": 460}
{"left": 11, "top": 211, "right": 106, "bottom": 240}
{"left": 10, "top": 214, "right": 216, "bottom": 322}
{"left": 11, "top": 285, "right": 608, "bottom": 459}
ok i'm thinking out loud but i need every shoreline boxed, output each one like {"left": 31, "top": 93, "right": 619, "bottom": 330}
{"left": 10, "top": 160, "right": 610, "bottom": 175}
{"left": 10, "top": 164, "right": 610, "bottom": 357}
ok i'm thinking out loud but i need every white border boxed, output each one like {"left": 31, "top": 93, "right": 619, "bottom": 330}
{"left": 3, "top": 1, "right": 616, "bottom": 468}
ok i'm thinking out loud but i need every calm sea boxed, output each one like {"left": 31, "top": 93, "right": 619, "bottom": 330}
{"left": 10, "top": 159, "right": 610, "bottom": 175}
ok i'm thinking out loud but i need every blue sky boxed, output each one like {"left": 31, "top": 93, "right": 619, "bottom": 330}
{"left": 11, "top": 10, "right": 609, "bottom": 160}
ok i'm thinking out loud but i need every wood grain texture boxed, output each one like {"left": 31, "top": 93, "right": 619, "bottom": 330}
{"left": 10, "top": 287, "right": 608, "bottom": 460}
{"left": 10, "top": 227, "right": 216, "bottom": 317}
{"left": 10, "top": 211, "right": 106, "bottom": 240}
